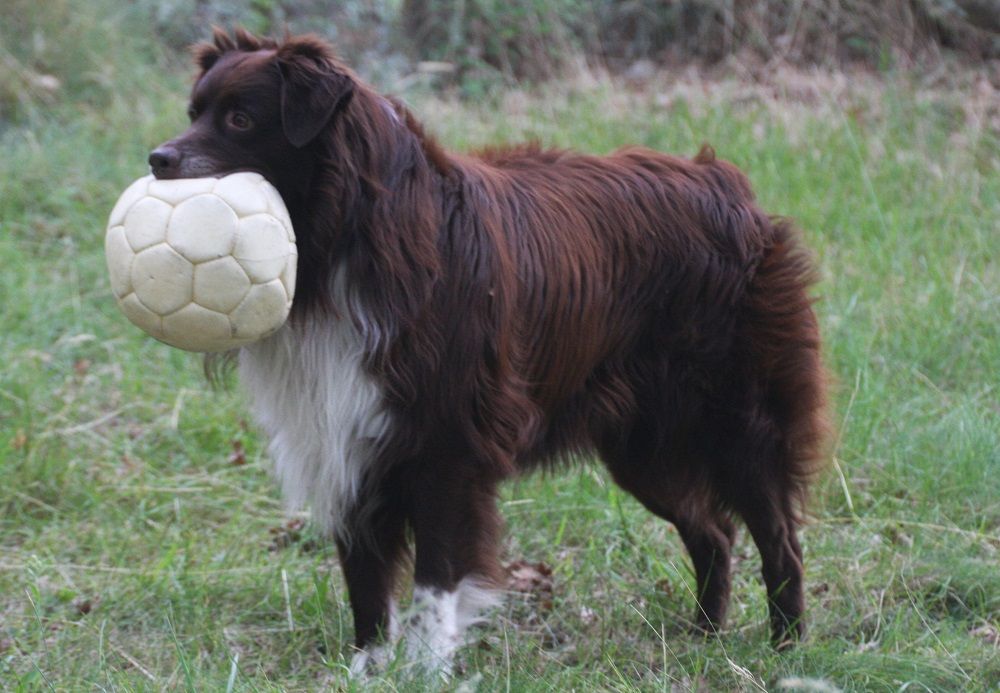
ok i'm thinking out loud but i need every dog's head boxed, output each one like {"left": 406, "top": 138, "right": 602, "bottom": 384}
{"left": 149, "top": 28, "right": 355, "bottom": 201}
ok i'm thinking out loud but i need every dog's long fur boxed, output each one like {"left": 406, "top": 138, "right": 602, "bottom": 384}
{"left": 151, "top": 28, "right": 829, "bottom": 670}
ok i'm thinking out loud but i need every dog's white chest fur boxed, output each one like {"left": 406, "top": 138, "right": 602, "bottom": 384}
{"left": 238, "top": 285, "right": 387, "bottom": 536}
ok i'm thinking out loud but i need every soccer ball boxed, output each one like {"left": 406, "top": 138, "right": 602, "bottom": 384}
{"left": 105, "top": 172, "right": 297, "bottom": 353}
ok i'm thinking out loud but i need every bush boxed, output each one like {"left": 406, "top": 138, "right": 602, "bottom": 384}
{"left": 401, "top": 0, "right": 578, "bottom": 83}
{"left": 402, "top": 0, "right": 999, "bottom": 82}
{"left": 3, "top": 0, "right": 994, "bottom": 125}
{"left": 134, "top": 0, "right": 397, "bottom": 62}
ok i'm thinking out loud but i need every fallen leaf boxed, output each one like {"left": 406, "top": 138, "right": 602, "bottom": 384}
{"left": 810, "top": 582, "right": 830, "bottom": 596}
{"left": 11, "top": 429, "right": 27, "bottom": 450}
{"left": 228, "top": 439, "right": 247, "bottom": 466}
{"left": 505, "top": 560, "right": 554, "bottom": 610}
{"left": 970, "top": 623, "right": 1000, "bottom": 647}
{"left": 268, "top": 518, "right": 307, "bottom": 551}
{"left": 882, "top": 524, "right": 913, "bottom": 548}
{"left": 506, "top": 560, "right": 552, "bottom": 591}
{"left": 655, "top": 577, "right": 675, "bottom": 597}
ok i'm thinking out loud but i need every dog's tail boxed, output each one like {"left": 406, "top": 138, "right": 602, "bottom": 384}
{"left": 740, "top": 218, "right": 832, "bottom": 515}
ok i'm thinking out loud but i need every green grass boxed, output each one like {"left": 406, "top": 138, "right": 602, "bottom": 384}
{"left": 2, "top": 18, "right": 999, "bottom": 692}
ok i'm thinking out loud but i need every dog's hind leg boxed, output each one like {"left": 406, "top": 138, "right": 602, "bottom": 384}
{"left": 598, "top": 409, "right": 733, "bottom": 633}
{"left": 669, "top": 510, "right": 736, "bottom": 634}
{"left": 607, "top": 456, "right": 736, "bottom": 634}
{"left": 728, "top": 480, "right": 806, "bottom": 647}
{"left": 706, "top": 398, "right": 814, "bottom": 647}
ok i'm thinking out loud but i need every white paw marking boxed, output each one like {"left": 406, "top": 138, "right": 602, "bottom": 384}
{"left": 350, "top": 578, "right": 499, "bottom": 677}
{"left": 405, "top": 577, "right": 501, "bottom": 674}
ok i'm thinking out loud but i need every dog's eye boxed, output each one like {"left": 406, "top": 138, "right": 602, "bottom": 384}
{"left": 226, "top": 111, "right": 254, "bottom": 131}
{"left": 187, "top": 106, "right": 198, "bottom": 122}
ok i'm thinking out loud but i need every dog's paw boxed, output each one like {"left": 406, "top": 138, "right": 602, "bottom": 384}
{"left": 348, "top": 643, "right": 392, "bottom": 678}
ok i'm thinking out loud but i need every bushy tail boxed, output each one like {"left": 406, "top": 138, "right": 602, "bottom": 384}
{"left": 742, "top": 218, "right": 832, "bottom": 513}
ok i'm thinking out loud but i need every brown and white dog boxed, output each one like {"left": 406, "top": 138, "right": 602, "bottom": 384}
{"left": 150, "top": 28, "right": 829, "bottom": 674}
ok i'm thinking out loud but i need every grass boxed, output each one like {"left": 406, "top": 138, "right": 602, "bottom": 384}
{"left": 2, "top": 12, "right": 999, "bottom": 692}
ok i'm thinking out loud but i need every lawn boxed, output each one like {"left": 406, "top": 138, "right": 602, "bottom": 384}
{"left": 1, "top": 12, "right": 998, "bottom": 692}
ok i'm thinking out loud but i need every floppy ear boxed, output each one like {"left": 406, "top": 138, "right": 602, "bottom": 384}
{"left": 277, "top": 47, "right": 354, "bottom": 148}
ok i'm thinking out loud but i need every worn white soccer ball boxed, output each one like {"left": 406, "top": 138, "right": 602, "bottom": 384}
{"left": 105, "top": 172, "right": 297, "bottom": 352}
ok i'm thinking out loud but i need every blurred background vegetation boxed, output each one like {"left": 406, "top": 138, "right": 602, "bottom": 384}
{"left": 2, "top": 0, "right": 999, "bottom": 124}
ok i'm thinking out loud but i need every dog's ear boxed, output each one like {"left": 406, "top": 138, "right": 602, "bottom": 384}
{"left": 277, "top": 40, "right": 354, "bottom": 148}
{"left": 192, "top": 26, "right": 236, "bottom": 73}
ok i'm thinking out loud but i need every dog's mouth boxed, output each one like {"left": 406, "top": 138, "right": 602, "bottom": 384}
{"left": 149, "top": 158, "right": 268, "bottom": 182}
{"left": 148, "top": 141, "right": 274, "bottom": 182}
{"left": 149, "top": 157, "right": 231, "bottom": 180}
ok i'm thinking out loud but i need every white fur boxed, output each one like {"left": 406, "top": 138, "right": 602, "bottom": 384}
{"left": 453, "top": 577, "right": 503, "bottom": 634}
{"left": 238, "top": 269, "right": 389, "bottom": 537}
{"left": 409, "top": 586, "right": 460, "bottom": 671}
{"left": 348, "top": 578, "right": 499, "bottom": 678}
{"left": 406, "top": 577, "right": 501, "bottom": 674}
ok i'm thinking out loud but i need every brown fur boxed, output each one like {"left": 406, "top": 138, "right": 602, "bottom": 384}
{"left": 150, "top": 29, "right": 830, "bottom": 655}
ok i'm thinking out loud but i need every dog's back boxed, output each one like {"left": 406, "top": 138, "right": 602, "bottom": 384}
{"left": 434, "top": 142, "right": 824, "bottom": 466}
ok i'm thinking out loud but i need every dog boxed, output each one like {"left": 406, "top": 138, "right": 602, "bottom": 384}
{"left": 149, "top": 28, "right": 829, "bottom": 674}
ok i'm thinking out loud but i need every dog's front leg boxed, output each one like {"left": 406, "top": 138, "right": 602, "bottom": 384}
{"left": 335, "top": 504, "right": 407, "bottom": 676}
{"left": 404, "top": 464, "right": 504, "bottom": 675}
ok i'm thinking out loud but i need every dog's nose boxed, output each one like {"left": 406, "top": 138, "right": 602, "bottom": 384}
{"left": 148, "top": 145, "right": 181, "bottom": 178}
